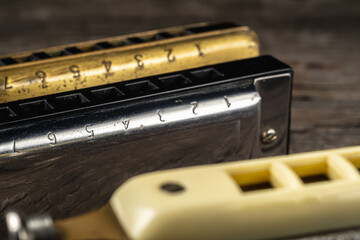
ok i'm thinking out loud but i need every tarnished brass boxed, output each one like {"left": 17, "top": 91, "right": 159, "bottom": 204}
{"left": 0, "top": 22, "right": 259, "bottom": 103}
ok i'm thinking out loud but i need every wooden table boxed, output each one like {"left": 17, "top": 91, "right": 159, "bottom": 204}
{"left": 0, "top": 0, "right": 359, "bottom": 239}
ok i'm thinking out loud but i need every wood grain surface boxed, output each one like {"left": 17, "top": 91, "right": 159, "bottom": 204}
{"left": 0, "top": 0, "right": 359, "bottom": 239}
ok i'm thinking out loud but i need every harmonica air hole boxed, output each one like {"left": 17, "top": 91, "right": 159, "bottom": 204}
{"left": 19, "top": 100, "right": 53, "bottom": 115}
{"left": 229, "top": 166, "right": 276, "bottom": 193}
{"left": 287, "top": 158, "right": 333, "bottom": 184}
{"left": 300, "top": 174, "right": 330, "bottom": 184}
{"left": 93, "top": 42, "right": 114, "bottom": 50}
{"left": 160, "top": 183, "right": 185, "bottom": 194}
{"left": 341, "top": 154, "right": 360, "bottom": 172}
{"left": 0, "top": 107, "right": 16, "bottom": 122}
{"left": 0, "top": 57, "right": 18, "bottom": 66}
{"left": 125, "top": 37, "right": 146, "bottom": 45}
{"left": 158, "top": 74, "right": 191, "bottom": 88}
{"left": 61, "top": 47, "right": 83, "bottom": 55}
{"left": 55, "top": 93, "right": 89, "bottom": 107}
{"left": 240, "top": 181, "right": 273, "bottom": 192}
{"left": 125, "top": 80, "right": 158, "bottom": 95}
{"left": 30, "top": 52, "right": 51, "bottom": 61}
{"left": 91, "top": 87, "right": 124, "bottom": 100}
{"left": 190, "top": 68, "right": 224, "bottom": 82}
{"left": 185, "top": 22, "right": 239, "bottom": 34}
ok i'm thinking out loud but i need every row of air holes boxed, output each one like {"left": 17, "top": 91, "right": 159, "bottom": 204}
{"left": 0, "top": 68, "right": 224, "bottom": 123}
{"left": 0, "top": 37, "right": 174, "bottom": 65}
{"left": 0, "top": 22, "right": 237, "bottom": 66}
{"left": 229, "top": 154, "right": 360, "bottom": 193}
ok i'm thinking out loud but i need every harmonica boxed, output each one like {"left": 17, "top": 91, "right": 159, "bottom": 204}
{"left": 6, "top": 145, "right": 360, "bottom": 240}
{"left": 0, "top": 22, "right": 259, "bottom": 104}
{"left": 0, "top": 56, "right": 292, "bottom": 232}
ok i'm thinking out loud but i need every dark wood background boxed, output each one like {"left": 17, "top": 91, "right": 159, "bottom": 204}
{"left": 0, "top": 0, "right": 359, "bottom": 239}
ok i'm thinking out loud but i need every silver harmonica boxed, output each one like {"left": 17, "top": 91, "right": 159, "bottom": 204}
{"left": 0, "top": 55, "right": 292, "bottom": 229}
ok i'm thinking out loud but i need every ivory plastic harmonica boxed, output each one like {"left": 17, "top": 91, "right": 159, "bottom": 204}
{"left": 0, "top": 55, "right": 292, "bottom": 234}
{"left": 6, "top": 145, "right": 360, "bottom": 240}
{"left": 0, "top": 22, "right": 259, "bottom": 104}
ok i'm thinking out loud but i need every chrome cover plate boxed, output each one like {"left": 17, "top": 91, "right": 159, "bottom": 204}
{"left": 0, "top": 56, "right": 292, "bottom": 229}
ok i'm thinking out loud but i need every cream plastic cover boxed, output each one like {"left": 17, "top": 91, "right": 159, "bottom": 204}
{"left": 110, "top": 146, "right": 360, "bottom": 240}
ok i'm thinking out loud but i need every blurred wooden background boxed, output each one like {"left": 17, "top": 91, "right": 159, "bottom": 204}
{"left": 0, "top": 0, "right": 359, "bottom": 239}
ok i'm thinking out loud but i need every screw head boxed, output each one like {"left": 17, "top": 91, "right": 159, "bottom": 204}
{"left": 6, "top": 209, "right": 56, "bottom": 240}
{"left": 5, "top": 210, "right": 28, "bottom": 240}
{"left": 261, "top": 128, "right": 278, "bottom": 144}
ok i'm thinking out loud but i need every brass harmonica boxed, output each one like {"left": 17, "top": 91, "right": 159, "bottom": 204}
{"left": 0, "top": 22, "right": 259, "bottom": 103}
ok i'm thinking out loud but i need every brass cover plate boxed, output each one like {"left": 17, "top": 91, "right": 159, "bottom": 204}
{"left": 0, "top": 22, "right": 259, "bottom": 103}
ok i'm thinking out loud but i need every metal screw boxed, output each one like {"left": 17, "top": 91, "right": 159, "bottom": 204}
{"left": 5, "top": 209, "right": 56, "bottom": 240}
{"left": 261, "top": 128, "right": 278, "bottom": 144}
{"left": 6, "top": 210, "right": 27, "bottom": 240}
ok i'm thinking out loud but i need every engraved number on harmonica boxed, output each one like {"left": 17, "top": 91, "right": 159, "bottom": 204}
{"left": 36, "top": 70, "right": 47, "bottom": 89}
{"left": 122, "top": 120, "right": 130, "bottom": 130}
{"left": 224, "top": 96, "right": 231, "bottom": 107}
{"left": 165, "top": 48, "right": 176, "bottom": 62}
{"left": 47, "top": 132, "right": 57, "bottom": 146}
{"left": 157, "top": 110, "right": 165, "bottom": 122}
{"left": 102, "top": 60, "right": 113, "bottom": 78}
{"left": 85, "top": 124, "right": 94, "bottom": 138}
{"left": 4, "top": 76, "right": 12, "bottom": 89}
{"left": 195, "top": 44, "right": 204, "bottom": 57}
{"left": 134, "top": 54, "right": 144, "bottom": 68}
{"left": 69, "top": 65, "right": 81, "bottom": 79}
{"left": 12, "top": 140, "right": 18, "bottom": 153}
{"left": 190, "top": 101, "right": 199, "bottom": 115}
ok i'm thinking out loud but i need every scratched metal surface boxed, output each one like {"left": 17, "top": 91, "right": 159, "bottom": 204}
{"left": 0, "top": 0, "right": 359, "bottom": 239}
